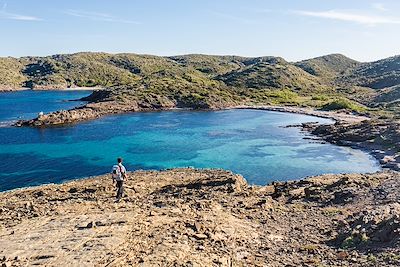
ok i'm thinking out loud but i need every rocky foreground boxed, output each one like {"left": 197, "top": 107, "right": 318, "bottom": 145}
{"left": 0, "top": 169, "right": 399, "bottom": 266}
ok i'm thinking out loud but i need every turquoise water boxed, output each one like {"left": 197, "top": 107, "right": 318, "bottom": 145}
{"left": 0, "top": 91, "right": 380, "bottom": 191}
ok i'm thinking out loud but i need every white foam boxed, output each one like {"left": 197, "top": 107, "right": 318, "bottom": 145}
{"left": 0, "top": 120, "right": 16, "bottom": 127}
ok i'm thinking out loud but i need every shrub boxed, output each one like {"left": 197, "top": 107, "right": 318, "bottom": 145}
{"left": 322, "top": 98, "right": 367, "bottom": 112}
{"left": 267, "top": 89, "right": 299, "bottom": 104}
{"left": 311, "top": 94, "right": 330, "bottom": 101}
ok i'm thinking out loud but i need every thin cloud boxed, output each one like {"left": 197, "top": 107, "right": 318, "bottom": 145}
{"left": 0, "top": 11, "right": 41, "bottom": 21}
{"left": 0, "top": 3, "right": 42, "bottom": 21}
{"left": 372, "top": 3, "right": 387, "bottom": 11}
{"left": 65, "top": 9, "right": 140, "bottom": 24}
{"left": 293, "top": 10, "right": 400, "bottom": 25}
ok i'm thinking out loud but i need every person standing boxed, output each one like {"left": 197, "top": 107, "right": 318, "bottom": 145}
{"left": 111, "top": 157, "right": 127, "bottom": 202}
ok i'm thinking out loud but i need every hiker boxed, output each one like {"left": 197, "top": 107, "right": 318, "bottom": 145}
{"left": 111, "top": 157, "right": 127, "bottom": 202}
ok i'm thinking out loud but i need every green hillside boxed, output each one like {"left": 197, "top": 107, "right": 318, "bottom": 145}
{"left": 295, "top": 54, "right": 360, "bottom": 79}
{"left": 1, "top": 52, "right": 400, "bottom": 114}
{"left": 22, "top": 53, "right": 142, "bottom": 88}
{"left": 339, "top": 56, "right": 400, "bottom": 89}
{"left": 217, "top": 58, "right": 328, "bottom": 93}
{"left": 0, "top": 57, "right": 27, "bottom": 89}
{"left": 168, "top": 54, "right": 244, "bottom": 76}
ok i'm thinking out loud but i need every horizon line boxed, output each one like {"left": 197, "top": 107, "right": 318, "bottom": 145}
{"left": 0, "top": 50, "right": 399, "bottom": 63}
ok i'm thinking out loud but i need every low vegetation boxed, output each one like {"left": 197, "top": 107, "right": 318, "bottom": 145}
{"left": 322, "top": 98, "right": 367, "bottom": 112}
{"left": 1, "top": 52, "right": 400, "bottom": 114}
{"left": 339, "top": 55, "right": 400, "bottom": 89}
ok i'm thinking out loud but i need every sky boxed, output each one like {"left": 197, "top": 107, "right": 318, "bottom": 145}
{"left": 0, "top": 0, "right": 399, "bottom": 62}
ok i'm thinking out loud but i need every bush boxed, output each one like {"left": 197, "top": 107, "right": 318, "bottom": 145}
{"left": 178, "top": 92, "right": 209, "bottom": 109}
{"left": 311, "top": 94, "right": 330, "bottom": 101}
{"left": 322, "top": 98, "right": 367, "bottom": 112}
{"left": 267, "top": 89, "right": 299, "bottom": 104}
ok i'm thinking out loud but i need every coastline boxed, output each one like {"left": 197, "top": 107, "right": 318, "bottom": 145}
{"left": 13, "top": 101, "right": 397, "bottom": 171}
{"left": 301, "top": 120, "right": 400, "bottom": 171}
{"left": 0, "top": 87, "right": 30, "bottom": 92}
{"left": 15, "top": 101, "right": 369, "bottom": 127}
{"left": 54, "top": 86, "right": 103, "bottom": 91}
{"left": 0, "top": 87, "right": 101, "bottom": 92}
{"left": 233, "top": 105, "right": 370, "bottom": 124}
{"left": 1, "top": 168, "right": 398, "bottom": 266}
{"left": 234, "top": 105, "right": 400, "bottom": 171}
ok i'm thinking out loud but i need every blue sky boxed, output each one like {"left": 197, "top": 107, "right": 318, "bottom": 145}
{"left": 0, "top": 0, "right": 399, "bottom": 61}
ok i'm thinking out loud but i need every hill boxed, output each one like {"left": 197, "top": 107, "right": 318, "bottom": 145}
{"left": 216, "top": 57, "right": 328, "bottom": 92}
{"left": 339, "top": 56, "right": 400, "bottom": 89}
{"left": 168, "top": 54, "right": 244, "bottom": 76}
{"left": 2, "top": 52, "right": 400, "bottom": 94}
{"left": 0, "top": 57, "right": 27, "bottom": 90}
{"left": 294, "top": 54, "right": 360, "bottom": 80}
{"left": 2, "top": 52, "right": 400, "bottom": 125}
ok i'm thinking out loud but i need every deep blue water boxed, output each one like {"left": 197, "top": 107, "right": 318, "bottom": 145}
{"left": 0, "top": 90, "right": 91, "bottom": 125}
{"left": 0, "top": 91, "right": 380, "bottom": 191}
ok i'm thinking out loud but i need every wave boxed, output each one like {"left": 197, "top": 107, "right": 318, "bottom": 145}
{"left": 0, "top": 120, "right": 17, "bottom": 127}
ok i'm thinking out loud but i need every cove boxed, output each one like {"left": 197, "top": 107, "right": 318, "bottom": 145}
{"left": 0, "top": 91, "right": 380, "bottom": 191}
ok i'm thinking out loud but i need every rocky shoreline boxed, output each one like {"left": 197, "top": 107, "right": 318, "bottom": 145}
{"left": 0, "top": 87, "right": 101, "bottom": 92}
{"left": 0, "top": 168, "right": 399, "bottom": 266}
{"left": 14, "top": 99, "right": 399, "bottom": 173}
{"left": 13, "top": 90, "right": 198, "bottom": 127}
{"left": 234, "top": 106, "right": 400, "bottom": 172}
{"left": 14, "top": 101, "right": 178, "bottom": 127}
{"left": 299, "top": 120, "right": 400, "bottom": 171}
{"left": 15, "top": 97, "right": 369, "bottom": 127}
{"left": 0, "top": 87, "right": 29, "bottom": 92}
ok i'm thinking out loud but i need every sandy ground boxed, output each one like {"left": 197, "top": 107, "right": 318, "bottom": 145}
{"left": 235, "top": 105, "right": 370, "bottom": 124}
{"left": 58, "top": 87, "right": 104, "bottom": 91}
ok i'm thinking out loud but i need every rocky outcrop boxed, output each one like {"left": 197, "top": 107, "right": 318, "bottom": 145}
{"left": 302, "top": 120, "right": 400, "bottom": 170}
{"left": 0, "top": 169, "right": 399, "bottom": 266}
{"left": 14, "top": 88, "right": 237, "bottom": 127}
{"left": 0, "top": 87, "right": 29, "bottom": 92}
{"left": 14, "top": 91, "right": 179, "bottom": 126}
{"left": 15, "top": 102, "right": 144, "bottom": 126}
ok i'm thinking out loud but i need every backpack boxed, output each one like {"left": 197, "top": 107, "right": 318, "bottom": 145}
{"left": 111, "top": 165, "right": 122, "bottom": 181}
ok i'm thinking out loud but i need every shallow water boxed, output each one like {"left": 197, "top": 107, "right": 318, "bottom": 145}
{"left": 0, "top": 91, "right": 380, "bottom": 191}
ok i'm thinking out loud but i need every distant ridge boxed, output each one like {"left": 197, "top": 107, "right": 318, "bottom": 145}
{"left": 0, "top": 52, "right": 399, "bottom": 91}
{"left": 339, "top": 55, "right": 400, "bottom": 89}
{"left": 294, "top": 54, "right": 360, "bottom": 78}
{"left": 1, "top": 52, "right": 400, "bottom": 116}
